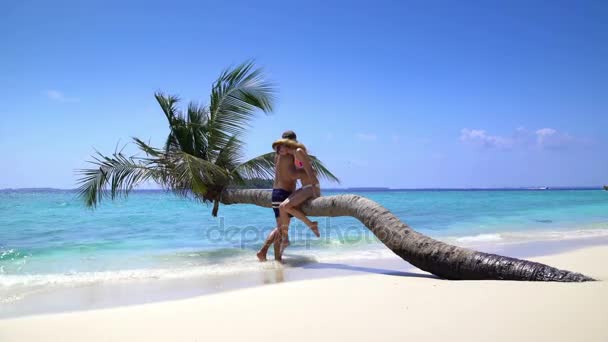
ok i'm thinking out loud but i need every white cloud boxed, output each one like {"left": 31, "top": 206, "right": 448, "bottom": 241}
{"left": 459, "top": 129, "right": 513, "bottom": 148}
{"left": 535, "top": 128, "right": 574, "bottom": 150}
{"left": 460, "top": 127, "right": 578, "bottom": 150}
{"left": 356, "top": 133, "right": 377, "bottom": 142}
{"left": 44, "top": 90, "right": 79, "bottom": 103}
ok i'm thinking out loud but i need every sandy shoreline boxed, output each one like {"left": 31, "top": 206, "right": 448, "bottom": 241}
{"left": 2, "top": 235, "right": 608, "bottom": 319}
{"left": 1, "top": 244, "right": 607, "bottom": 341}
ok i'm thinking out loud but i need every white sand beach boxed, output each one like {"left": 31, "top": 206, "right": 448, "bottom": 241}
{"left": 1, "top": 245, "right": 606, "bottom": 342}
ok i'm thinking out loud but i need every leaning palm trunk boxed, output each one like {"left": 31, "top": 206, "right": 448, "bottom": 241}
{"left": 221, "top": 189, "right": 594, "bottom": 282}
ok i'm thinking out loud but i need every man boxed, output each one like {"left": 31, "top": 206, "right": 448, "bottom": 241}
{"left": 256, "top": 130, "right": 298, "bottom": 262}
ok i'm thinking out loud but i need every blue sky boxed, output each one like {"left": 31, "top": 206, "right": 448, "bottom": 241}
{"left": 1, "top": 0, "right": 607, "bottom": 189}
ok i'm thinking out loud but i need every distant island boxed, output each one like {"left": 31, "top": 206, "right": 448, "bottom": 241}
{"left": 230, "top": 178, "right": 274, "bottom": 189}
{"left": 0, "top": 188, "right": 67, "bottom": 192}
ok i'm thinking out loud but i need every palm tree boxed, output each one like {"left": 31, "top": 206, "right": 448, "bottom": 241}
{"left": 77, "top": 61, "right": 338, "bottom": 217}
{"left": 78, "top": 61, "right": 593, "bottom": 282}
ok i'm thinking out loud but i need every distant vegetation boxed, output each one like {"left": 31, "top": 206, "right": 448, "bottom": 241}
{"left": 604, "top": 185, "right": 608, "bottom": 191}
{"left": 230, "top": 178, "right": 273, "bottom": 189}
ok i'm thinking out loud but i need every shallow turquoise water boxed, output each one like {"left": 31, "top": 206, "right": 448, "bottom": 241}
{"left": 1, "top": 189, "right": 607, "bottom": 289}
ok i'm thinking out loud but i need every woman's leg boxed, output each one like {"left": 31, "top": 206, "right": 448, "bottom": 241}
{"left": 279, "top": 188, "right": 319, "bottom": 237}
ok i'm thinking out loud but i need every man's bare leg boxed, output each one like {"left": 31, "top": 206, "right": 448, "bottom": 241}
{"left": 263, "top": 216, "right": 291, "bottom": 262}
{"left": 257, "top": 225, "right": 278, "bottom": 262}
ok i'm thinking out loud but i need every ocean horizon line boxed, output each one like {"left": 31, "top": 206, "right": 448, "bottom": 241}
{"left": 1, "top": 186, "right": 605, "bottom": 192}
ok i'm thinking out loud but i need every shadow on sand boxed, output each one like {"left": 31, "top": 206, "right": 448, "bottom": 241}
{"left": 280, "top": 254, "right": 438, "bottom": 279}
{"left": 302, "top": 262, "right": 438, "bottom": 279}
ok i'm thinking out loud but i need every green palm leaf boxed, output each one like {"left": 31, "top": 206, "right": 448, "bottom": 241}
{"left": 233, "top": 152, "right": 340, "bottom": 184}
{"left": 208, "top": 61, "right": 275, "bottom": 152}
{"left": 77, "top": 150, "right": 160, "bottom": 208}
{"left": 186, "top": 102, "right": 209, "bottom": 158}
{"left": 132, "top": 137, "right": 163, "bottom": 157}
{"left": 214, "top": 135, "right": 245, "bottom": 171}
{"left": 158, "top": 151, "right": 229, "bottom": 199}
{"left": 154, "top": 92, "right": 180, "bottom": 126}
{"left": 232, "top": 152, "right": 276, "bottom": 181}
{"left": 309, "top": 155, "right": 340, "bottom": 183}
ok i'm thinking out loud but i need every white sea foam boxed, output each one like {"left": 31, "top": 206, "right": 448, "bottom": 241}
{"left": 444, "top": 227, "right": 608, "bottom": 247}
{"left": 2, "top": 227, "right": 607, "bottom": 298}
{"left": 0, "top": 293, "right": 24, "bottom": 304}
{"left": 454, "top": 233, "right": 503, "bottom": 243}
{"left": 0, "top": 247, "right": 394, "bottom": 292}
{"left": 0, "top": 263, "right": 259, "bottom": 288}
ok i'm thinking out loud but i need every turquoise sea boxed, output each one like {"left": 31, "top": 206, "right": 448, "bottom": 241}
{"left": 1, "top": 189, "right": 608, "bottom": 302}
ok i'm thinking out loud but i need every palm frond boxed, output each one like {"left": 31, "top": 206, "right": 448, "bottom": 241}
{"left": 155, "top": 92, "right": 196, "bottom": 156}
{"left": 164, "top": 133, "right": 180, "bottom": 155}
{"left": 309, "top": 155, "right": 340, "bottom": 183}
{"left": 77, "top": 150, "right": 159, "bottom": 208}
{"left": 132, "top": 137, "right": 163, "bottom": 157}
{"left": 207, "top": 61, "right": 276, "bottom": 151}
{"left": 155, "top": 93, "right": 211, "bottom": 159}
{"left": 159, "top": 151, "right": 230, "bottom": 199}
{"left": 214, "top": 135, "right": 245, "bottom": 172}
{"left": 186, "top": 102, "right": 209, "bottom": 158}
{"left": 154, "top": 92, "right": 181, "bottom": 125}
{"left": 232, "top": 152, "right": 276, "bottom": 182}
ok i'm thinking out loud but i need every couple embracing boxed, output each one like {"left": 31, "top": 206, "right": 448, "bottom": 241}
{"left": 256, "top": 130, "right": 321, "bottom": 262}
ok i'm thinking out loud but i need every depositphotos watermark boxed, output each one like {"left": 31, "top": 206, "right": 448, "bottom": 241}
{"left": 203, "top": 217, "right": 379, "bottom": 249}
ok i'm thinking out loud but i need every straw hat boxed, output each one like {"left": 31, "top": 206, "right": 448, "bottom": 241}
{"left": 272, "top": 138, "right": 306, "bottom": 151}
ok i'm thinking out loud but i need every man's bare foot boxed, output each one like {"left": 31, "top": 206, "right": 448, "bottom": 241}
{"left": 308, "top": 221, "right": 320, "bottom": 237}
{"left": 256, "top": 250, "right": 267, "bottom": 262}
